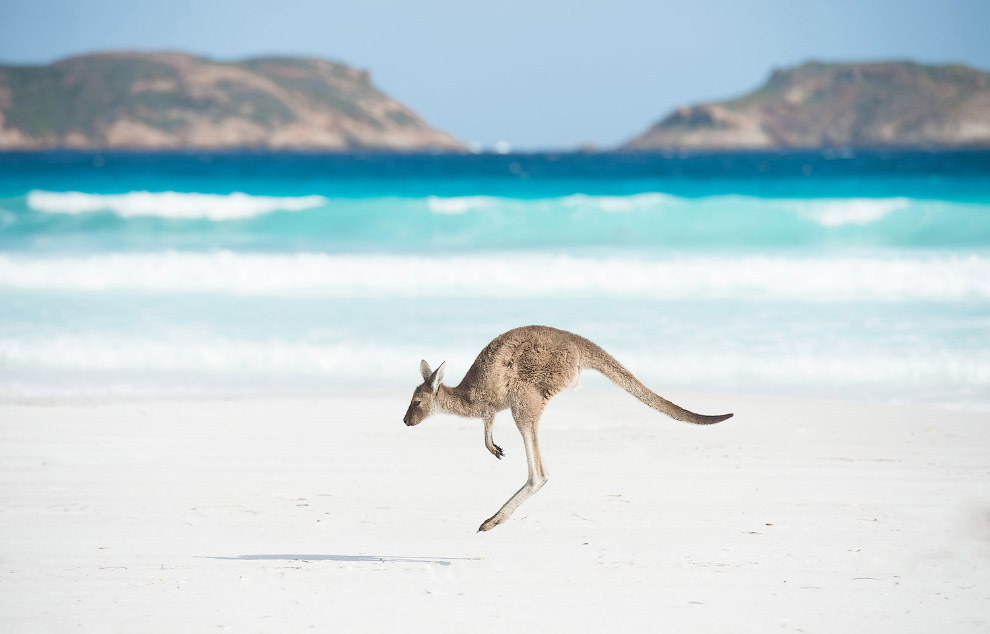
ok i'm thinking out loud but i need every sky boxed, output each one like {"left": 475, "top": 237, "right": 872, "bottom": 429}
{"left": 2, "top": 0, "right": 989, "bottom": 150}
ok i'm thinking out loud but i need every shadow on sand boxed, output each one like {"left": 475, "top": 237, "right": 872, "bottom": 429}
{"left": 204, "top": 554, "right": 480, "bottom": 566}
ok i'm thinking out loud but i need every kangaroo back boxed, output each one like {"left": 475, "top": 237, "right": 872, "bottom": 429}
{"left": 575, "top": 336, "right": 732, "bottom": 425}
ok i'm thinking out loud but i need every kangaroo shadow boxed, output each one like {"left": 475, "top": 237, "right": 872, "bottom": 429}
{"left": 205, "top": 554, "right": 478, "bottom": 566}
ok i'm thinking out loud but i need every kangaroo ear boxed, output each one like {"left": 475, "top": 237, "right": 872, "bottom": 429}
{"left": 429, "top": 361, "right": 446, "bottom": 393}
{"left": 420, "top": 360, "right": 432, "bottom": 382}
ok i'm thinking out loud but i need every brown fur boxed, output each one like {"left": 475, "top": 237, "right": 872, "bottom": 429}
{"left": 403, "top": 325, "right": 732, "bottom": 531}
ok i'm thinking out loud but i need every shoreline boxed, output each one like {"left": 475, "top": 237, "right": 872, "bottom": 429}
{"left": 2, "top": 382, "right": 987, "bottom": 414}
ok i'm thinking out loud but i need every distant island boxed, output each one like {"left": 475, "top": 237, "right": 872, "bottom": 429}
{"left": 0, "top": 52, "right": 464, "bottom": 151}
{"left": 623, "top": 61, "right": 990, "bottom": 150}
{"left": 3, "top": 54, "right": 990, "bottom": 152}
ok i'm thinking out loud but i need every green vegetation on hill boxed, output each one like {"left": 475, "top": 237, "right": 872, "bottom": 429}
{"left": 0, "top": 52, "right": 463, "bottom": 151}
{"left": 624, "top": 61, "right": 990, "bottom": 149}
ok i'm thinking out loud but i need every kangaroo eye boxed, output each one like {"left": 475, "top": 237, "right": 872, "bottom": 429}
{"left": 412, "top": 400, "right": 421, "bottom": 407}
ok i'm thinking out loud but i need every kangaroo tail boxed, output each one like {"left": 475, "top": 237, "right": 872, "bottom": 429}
{"left": 576, "top": 337, "right": 733, "bottom": 425}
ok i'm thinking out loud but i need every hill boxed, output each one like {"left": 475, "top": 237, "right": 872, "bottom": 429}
{"left": 623, "top": 61, "right": 990, "bottom": 149}
{"left": 0, "top": 52, "right": 464, "bottom": 151}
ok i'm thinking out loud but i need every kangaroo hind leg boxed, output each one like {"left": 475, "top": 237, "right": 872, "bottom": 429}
{"left": 478, "top": 395, "right": 548, "bottom": 532}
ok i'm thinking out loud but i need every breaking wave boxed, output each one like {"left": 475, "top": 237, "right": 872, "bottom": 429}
{"left": 1, "top": 251, "right": 987, "bottom": 302}
{"left": 786, "top": 197, "right": 911, "bottom": 227}
{"left": 426, "top": 195, "right": 499, "bottom": 215}
{"left": 9, "top": 190, "right": 987, "bottom": 251}
{"left": 2, "top": 333, "right": 987, "bottom": 401}
{"left": 26, "top": 190, "right": 328, "bottom": 220}
{"left": 422, "top": 192, "right": 913, "bottom": 223}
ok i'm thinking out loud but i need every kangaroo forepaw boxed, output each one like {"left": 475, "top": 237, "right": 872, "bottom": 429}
{"left": 492, "top": 444, "right": 504, "bottom": 460}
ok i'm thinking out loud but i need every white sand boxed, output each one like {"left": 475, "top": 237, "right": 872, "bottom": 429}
{"left": 1, "top": 388, "right": 988, "bottom": 633}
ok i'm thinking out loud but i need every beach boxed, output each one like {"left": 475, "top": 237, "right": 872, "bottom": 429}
{"left": 2, "top": 388, "right": 987, "bottom": 633}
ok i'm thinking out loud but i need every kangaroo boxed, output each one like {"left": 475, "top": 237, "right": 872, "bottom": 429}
{"left": 403, "top": 325, "right": 732, "bottom": 532}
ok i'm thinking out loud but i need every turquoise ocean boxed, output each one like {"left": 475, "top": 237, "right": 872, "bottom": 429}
{"left": 1, "top": 151, "right": 988, "bottom": 408}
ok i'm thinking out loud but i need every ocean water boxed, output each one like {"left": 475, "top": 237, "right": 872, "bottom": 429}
{"left": 1, "top": 150, "right": 988, "bottom": 408}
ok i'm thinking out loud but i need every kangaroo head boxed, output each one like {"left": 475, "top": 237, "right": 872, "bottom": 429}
{"left": 403, "top": 360, "right": 446, "bottom": 426}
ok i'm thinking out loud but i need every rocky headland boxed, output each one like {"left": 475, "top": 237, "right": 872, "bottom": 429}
{"left": 623, "top": 61, "right": 990, "bottom": 149}
{"left": 0, "top": 52, "right": 464, "bottom": 151}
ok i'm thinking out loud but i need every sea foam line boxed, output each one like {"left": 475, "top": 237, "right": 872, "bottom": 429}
{"left": 0, "top": 334, "right": 426, "bottom": 375}
{"left": 26, "top": 190, "right": 328, "bottom": 220}
{"left": 425, "top": 192, "right": 681, "bottom": 215}
{"left": 2, "top": 335, "right": 987, "bottom": 394}
{"left": 785, "top": 197, "right": 911, "bottom": 227}
{"left": 24, "top": 190, "right": 947, "bottom": 229}
{"left": 426, "top": 195, "right": 500, "bottom": 215}
{"left": 424, "top": 192, "right": 922, "bottom": 225}
{"left": 1, "top": 251, "right": 988, "bottom": 301}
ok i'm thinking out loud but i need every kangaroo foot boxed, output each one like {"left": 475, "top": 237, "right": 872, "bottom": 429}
{"left": 478, "top": 514, "right": 504, "bottom": 532}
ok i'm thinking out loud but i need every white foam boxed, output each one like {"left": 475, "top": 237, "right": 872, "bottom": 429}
{"left": 26, "top": 190, "right": 328, "bottom": 220}
{"left": 1, "top": 251, "right": 988, "bottom": 302}
{"left": 422, "top": 193, "right": 917, "bottom": 222}
{"left": 561, "top": 193, "right": 677, "bottom": 213}
{"left": 787, "top": 197, "right": 911, "bottom": 227}
{"left": 22, "top": 191, "right": 934, "bottom": 228}
{"left": 2, "top": 333, "right": 987, "bottom": 405}
{"left": 617, "top": 347, "right": 990, "bottom": 388}
{"left": 425, "top": 192, "right": 679, "bottom": 215}
{"left": 0, "top": 334, "right": 430, "bottom": 376}
{"left": 426, "top": 196, "right": 498, "bottom": 215}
